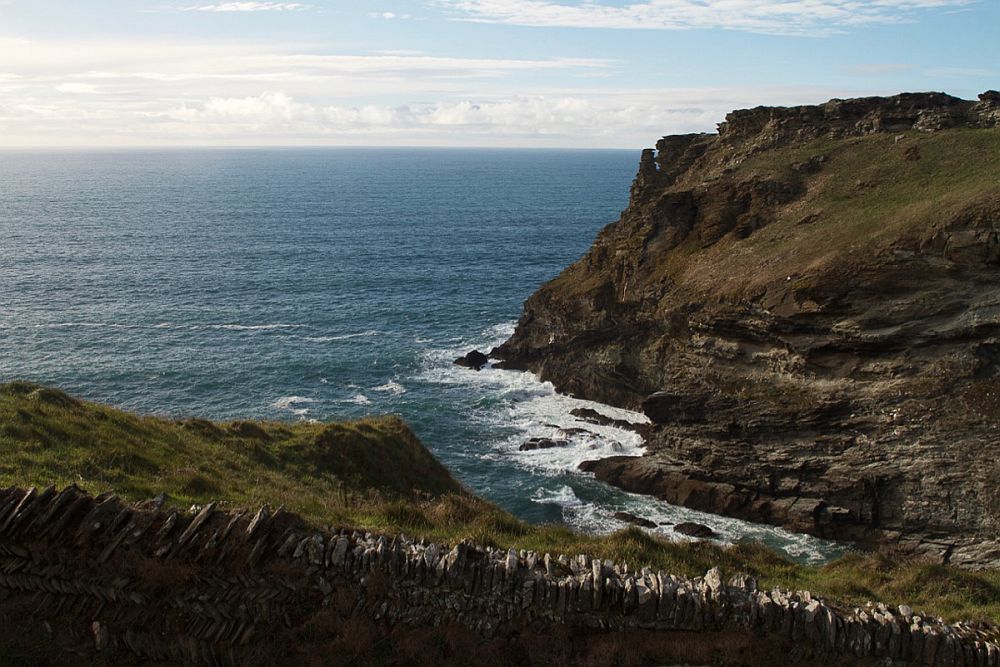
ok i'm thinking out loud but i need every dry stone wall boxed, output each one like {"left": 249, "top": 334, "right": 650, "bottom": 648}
{"left": 0, "top": 485, "right": 997, "bottom": 666}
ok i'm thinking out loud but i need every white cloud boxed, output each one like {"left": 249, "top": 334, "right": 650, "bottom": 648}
{"left": 0, "top": 35, "right": 975, "bottom": 147}
{"left": 0, "top": 39, "right": 611, "bottom": 81}
{"left": 368, "top": 10, "right": 415, "bottom": 19}
{"left": 53, "top": 82, "right": 98, "bottom": 94}
{"left": 176, "top": 2, "right": 308, "bottom": 12}
{"left": 0, "top": 86, "right": 866, "bottom": 146}
{"left": 433, "top": 0, "right": 977, "bottom": 36}
{"left": 922, "top": 66, "right": 997, "bottom": 78}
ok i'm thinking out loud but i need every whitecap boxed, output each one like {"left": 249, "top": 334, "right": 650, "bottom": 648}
{"left": 350, "top": 394, "right": 371, "bottom": 405}
{"left": 210, "top": 323, "right": 301, "bottom": 331}
{"left": 531, "top": 485, "right": 585, "bottom": 509}
{"left": 301, "top": 330, "right": 378, "bottom": 343}
{"left": 372, "top": 380, "right": 406, "bottom": 395}
{"left": 39, "top": 322, "right": 128, "bottom": 329}
{"left": 272, "top": 395, "right": 318, "bottom": 410}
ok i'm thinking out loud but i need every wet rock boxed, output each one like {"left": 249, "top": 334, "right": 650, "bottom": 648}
{"left": 518, "top": 438, "right": 570, "bottom": 452}
{"left": 569, "top": 408, "right": 641, "bottom": 432}
{"left": 613, "top": 512, "right": 657, "bottom": 529}
{"left": 673, "top": 522, "right": 716, "bottom": 539}
{"left": 453, "top": 350, "right": 489, "bottom": 371}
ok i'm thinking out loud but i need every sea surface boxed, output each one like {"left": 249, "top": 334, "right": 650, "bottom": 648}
{"left": 0, "top": 148, "right": 843, "bottom": 563}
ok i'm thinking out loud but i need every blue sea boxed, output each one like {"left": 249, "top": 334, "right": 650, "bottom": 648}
{"left": 0, "top": 148, "right": 842, "bottom": 562}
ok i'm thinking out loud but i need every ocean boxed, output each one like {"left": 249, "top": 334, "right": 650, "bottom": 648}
{"left": 0, "top": 147, "right": 842, "bottom": 563}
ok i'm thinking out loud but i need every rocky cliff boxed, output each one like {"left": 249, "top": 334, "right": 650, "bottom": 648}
{"left": 1, "top": 485, "right": 997, "bottom": 666}
{"left": 494, "top": 91, "right": 1000, "bottom": 567}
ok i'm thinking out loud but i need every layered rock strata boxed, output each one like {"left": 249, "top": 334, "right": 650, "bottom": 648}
{"left": 0, "top": 485, "right": 997, "bottom": 666}
{"left": 495, "top": 92, "right": 1000, "bottom": 567}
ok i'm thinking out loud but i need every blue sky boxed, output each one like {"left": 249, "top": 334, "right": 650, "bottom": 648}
{"left": 0, "top": 0, "right": 997, "bottom": 147}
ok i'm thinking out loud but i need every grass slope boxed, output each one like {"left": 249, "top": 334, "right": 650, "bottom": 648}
{"left": 0, "top": 381, "right": 998, "bottom": 625}
{"left": 683, "top": 127, "right": 1000, "bottom": 297}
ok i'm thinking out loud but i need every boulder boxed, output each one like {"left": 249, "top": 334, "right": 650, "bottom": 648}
{"left": 673, "top": 522, "right": 717, "bottom": 539}
{"left": 613, "top": 512, "right": 657, "bottom": 529}
{"left": 519, "top": 438, "right": 570, "bottom": 452}
{"left": 453, "top": 350, "right": 489, "bottom": 371}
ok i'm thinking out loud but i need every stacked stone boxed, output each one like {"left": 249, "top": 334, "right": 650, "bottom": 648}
{"left": 0, "top": 485, "right": 997, "bottom": 666}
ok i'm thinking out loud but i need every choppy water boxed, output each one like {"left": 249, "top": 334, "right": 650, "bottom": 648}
{"left": 0, "top": 148, "right": 844, "bottom": 563}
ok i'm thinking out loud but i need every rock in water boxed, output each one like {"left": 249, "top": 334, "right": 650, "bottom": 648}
{"left": 518, "top": 438, "right": 570, "bottom": 452}
{"left": 453, "top": 350, "right": 489, "bottom": 371}
{"left": 673, "top": 522, "right": 716, "bottom": 539}
{"left": 613, "top": 512, "right": 657, "bottom": 529}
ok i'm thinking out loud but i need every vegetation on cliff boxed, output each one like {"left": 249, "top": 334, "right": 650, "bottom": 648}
{"left": 495, "top": 92, "right": 1000, "bottom": 568}
{"left": 1, "top": 381, "right": 999, "bottom": 627}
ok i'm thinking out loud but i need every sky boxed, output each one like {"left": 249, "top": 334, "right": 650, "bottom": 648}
{"left": 0, "top": 0, "right": 997, "bottom": 147}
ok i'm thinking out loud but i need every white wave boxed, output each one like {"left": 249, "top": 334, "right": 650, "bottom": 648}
{"left": 37, "top": 321, "right": 130, "bottom": 329}
{"left": 272, "top": 395, "right": 318, "bottom": 410}
{"left": 301, "top": 330, "right": 378, "bottom": 343}
{"left": 372, "top": 380, "right": 406, "bottom": 395}
{"left": 562, "top": 486, "right": 844, "bottom": 564}
{"left": 350, "top": 394, "right": 371, "bottom": 405}
{"left": 209, "top": 323, "right": 301, "bottom": 331}
{"left": 531, "top": 485, "right": 585, "bottom": 509}
{"left": 413, "top": 319, "right": 844, "bottom": 564}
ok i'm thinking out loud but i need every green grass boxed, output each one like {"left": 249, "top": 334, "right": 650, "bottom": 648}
{"left": 0, "top": 381, "right": 462, "bottom": 521}
{"left": 690, "top": 127, "right": 1000, "bottom": 297}
{"left": 543, "top": 127, "right": 1000, "bottom": 307}
{"left": 1, "top": 381, "right": 998, "bottom": 626}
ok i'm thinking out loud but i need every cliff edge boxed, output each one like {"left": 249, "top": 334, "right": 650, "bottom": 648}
{"left": 494, "top": 91, "right": 1000, "bottom": 567}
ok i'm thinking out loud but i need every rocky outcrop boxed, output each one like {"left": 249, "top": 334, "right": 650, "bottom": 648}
{"left": 495, "top": 92, "right": 1000, "bottom": 567}
{"left": 0, "top": 485, "right": 997, "bottom": 666}
{"left": 519, "top": 437, "right": 570, "bottom": 451}
{"left": 454, "top": 349, "right": 490, "bottom": 370}
{"left": 674, "top": 523, "right": 717, "bottom": 539}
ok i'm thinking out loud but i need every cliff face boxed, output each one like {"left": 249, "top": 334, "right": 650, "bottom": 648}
{"left": 495, "top": 91, "right": 1000, "bottom": 567}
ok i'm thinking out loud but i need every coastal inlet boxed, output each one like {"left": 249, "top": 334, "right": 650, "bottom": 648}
{"left": 0, "top": 148, "right": 843, "bottom": 563}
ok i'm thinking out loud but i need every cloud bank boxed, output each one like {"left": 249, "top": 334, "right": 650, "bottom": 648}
{"left": 176, "top": 2, "right": 309, "bottom": 11}
{"left": 434, "top": 0, "right": 976, "bottom": 35}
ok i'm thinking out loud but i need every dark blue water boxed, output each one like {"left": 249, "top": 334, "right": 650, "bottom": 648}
{"left": 0, "top": 148, "right": 842, "bottom": 562}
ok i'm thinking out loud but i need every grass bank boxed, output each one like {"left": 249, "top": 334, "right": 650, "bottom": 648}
{"left": 1, "top": 382, "right": 997, "bottom": 625}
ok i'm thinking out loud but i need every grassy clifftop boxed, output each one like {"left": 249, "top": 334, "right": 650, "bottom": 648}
{"left": 0, "top": 381, "right": 998, "bottom": 625}
{"left": 0, "top": 381, "right": 462, "bottom": 517}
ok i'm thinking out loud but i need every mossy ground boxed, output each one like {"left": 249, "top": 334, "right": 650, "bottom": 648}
{"left": 1, "top": 382, "right": 998, "bottom": 625}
